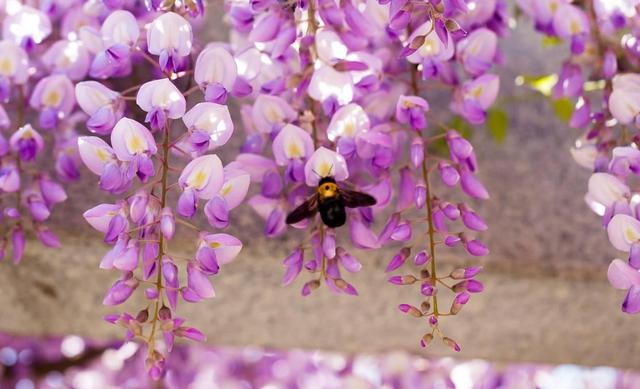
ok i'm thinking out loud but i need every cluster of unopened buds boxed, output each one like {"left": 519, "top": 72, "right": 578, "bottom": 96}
{"left": 0, "top": 0, "right": 505, "bottom": 379}
{"left": 516, "top": 0, "right": 640, "bottom": 314}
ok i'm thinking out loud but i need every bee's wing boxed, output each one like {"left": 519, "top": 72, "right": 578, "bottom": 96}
{"left": 340, "top": 189, "right": 377, "bottom": 208}
{"left": 285, "top": 195, "right": 319, "bottom": 224}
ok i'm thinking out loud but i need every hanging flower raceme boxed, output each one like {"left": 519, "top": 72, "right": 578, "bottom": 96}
{"left": 0, "top": 1, "right": 91, "bottom": 266}
{"left": 0, "top": 0, "right": 509, "bottom": 377}
{"left": 516, "top": 0, "right": 640, "bottom": 315}
{"left": 222, "top": 0, "right": 502, "bottom": 350}
{"left": 76, "top": 5, "right": 247, "bottom": 380}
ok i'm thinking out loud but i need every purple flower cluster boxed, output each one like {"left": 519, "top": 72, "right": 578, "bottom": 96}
{"left": 221, "top": 0, "right": 501, "bottom": 350}
{"left": 65, "top": 2, "right": 249, "bottom": 380}
{"left": 0, "top": 0, "right": 505, "bottom": 376}
{"left": 517, "top": 1, "right": 640, "bottom": 314}
{"left": 0, "top": 2, "right": 95, "bottom": 264}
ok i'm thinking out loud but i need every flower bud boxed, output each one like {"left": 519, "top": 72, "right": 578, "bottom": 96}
{"left": 158, "top": 305, "right": 172, "bottom": 321}
{"left": 444, "top": 235, "right": 461, "bottom": 247}
{"left": 385, "top": 247, "right": 411, "bottom": 272}
{"left": 438, "top": 162, "right": 459, "bottom": 186}
{"left": 420, "top": 301, "right": 431, "bottom": 312}
{"left": 160, "top": 207, "right": 175, "bottom": 240}
{"left": 428, "top": 315, "right": 438, "bottom": 327}
{"left": 145, "top": 288, "right": 159, "bottom": 299}
{"left": 421, "top": 333, "right": 434, "bottom": 347}
{"left": 410, "top": 137, "right": 424, "bottom": 168}
{"left": 136, "top": 309, "right": 149, "bottom": 323}
{"left": 465, "top": 239, "right": 489, "bottom": 256}
{"left": 421, "top": 283, "right": 437, "bottom": 296}
{"left": 450, "top": 266, "right": 482, "bottom": 280}
{"left": 334, "top": 278, "right": 348, "bottom": 289}
{"left": 413, "top": 250, "right": 430, "bottom": 266}
{"left": 301, "top": 279, "right": 321, "bottom": 296}
{"left": 450, "top": 292, "right": 471, "bottom": 315}
{"left": 441, "top": 202, "right": 460, "bottom": 220}
{"left": 398, "top": 304, "right": 423, "bottom": 317}
{"left": 388, "top": 275, "right": 418, "bottom": 285}
{"left": 414, "top": 183, "right": 426, "bottom": 209}
{"left": 443, "top": 337, "right": 461, "bottom": 352}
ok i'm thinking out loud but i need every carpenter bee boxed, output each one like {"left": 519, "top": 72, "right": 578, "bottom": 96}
{"left": 285, "top": 177, "right": 377, "bottom": 228}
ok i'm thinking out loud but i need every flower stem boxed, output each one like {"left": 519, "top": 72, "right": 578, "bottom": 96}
{"left": 410, "top": 61, "right": 440, "bottom": 316}
{"left": 147, "top": 122, "right": 171, "bottom": 348}
{"left": 422, "top": 159, "right": 439, "bottom": 316}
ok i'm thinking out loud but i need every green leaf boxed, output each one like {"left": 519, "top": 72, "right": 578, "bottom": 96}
{"left": 516, "top": 74, "right": 558, "bottom": 96}
{"left": 486, "top": 108, "right": 508, "bottom": 144}
{"left": 551, "top": 98, "right": 574, "bottom": 123}
{"left": 449, "top": 116, "right": 473, "bottom": 139}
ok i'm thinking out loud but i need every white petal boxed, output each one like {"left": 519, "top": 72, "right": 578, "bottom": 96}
{"left": 304, "top": 147, "right": 349, "bottom": 187}
{"left": 327, "top": 103, "right": 370, "bottom": 141}
{"left": 607, "top": 214, "right": 640, "bottom": 252}
{"left": 308, "top": 64, "right": 353, "bottom": 105}
{"left": 588, "top": 172, "right": 629, "bottom": 208}
{"left": 608, "top": 258, "right": 640, "bottom": 289}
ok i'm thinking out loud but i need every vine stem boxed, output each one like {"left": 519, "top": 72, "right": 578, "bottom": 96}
{"left": 410, "top": 61, "right": 440, "bottom": 316}
{"left": 147, "top": 121, "right": 171, "bottom": 348}
{"left": 422, "top": 159, "right": 439, "bottom": 315}
{"left": 305, "top": 0, "right": 327, "bottom": 282}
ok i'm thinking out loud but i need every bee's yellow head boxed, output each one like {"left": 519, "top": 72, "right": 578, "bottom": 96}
{"left": 318, "top": 181, "right": 339, "bottom": 199}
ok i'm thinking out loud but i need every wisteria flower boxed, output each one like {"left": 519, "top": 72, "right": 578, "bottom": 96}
{"left": 452, "top": 74, "right": 500, "bottom": 124}
{"left": 75, "top": 81, "right": 123, "bottom": 134}
{"left": 219, "top": 168, "right": 251, "bottom": 210}
{"left": 194, "top": 46, "right": 238, "bottom": 104}
{"left": 607, "top": 214, "right": 640, "bottom": 252}
{"left": 42, "top": 39, "right": 91, "bottom": 81}
{"left": 308, "top": 64, "right": 354, "bottom": 106}
{"left": 456, "top": 28, "right": 498, "bottom": 76}
{"left": 183, "top": 102, "right": 234, "bottom": 154}
{"left": 406, "top": 20, "right": 455, "bottom": 77}
{"left": 251, "top": 94, "right": 296, "bottom": 134}
{"left": 0, "top": 40, "right": 29, "bottom": 98}
{"left": 178, "top": 154, "right": 224, "bottom": 217}
{"left": 608, "top": 259, "right": 640, "bottom": 313}
{"left": 326, "top": 103, "right": 370, "bottom": 145}
{"left": 609, "top": 74, "right": 640, "bottom": 126}
{"left": 77, "top": 136, "right": 117, "bottom": 176}
{"left": 304, "top": 147, "right": 349, "bottom": 187}
{"left": 29, "top": 74, "right": 75, "bottom": 129}
{"left": 10, "top": 124, "right": 44, "bottom": 162}
{"left": 101, "top": 10, "right": 140, "bottom": 48}
{"left": 2, "top": 5, "right": 52, "bottom": 46}
{"left": 552, "top": 3, "right": 589, "bottom": 53}
{"left": 272, "top": 124, "right": 314, "bottom": 167}
{"left": 197, "top": 233, "right": 242, "bottom": 266}
{"left": 586, "top": 172, "right": 630, "bottom": 216}
{"left": 147, "top": 12, "right": 193, "bottom": 72}
{"left": 136, "top": 78, "right": 186, "bottom": 130}
{"left": 396, "top": 95, "right": 430, "bottom": 130}
{"left": 110, "top": 118, "right": 157, "bottom": 181}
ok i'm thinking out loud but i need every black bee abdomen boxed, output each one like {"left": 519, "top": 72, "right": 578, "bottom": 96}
{"left": 319, "top": 197, "right": 346, "bottom": 228}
